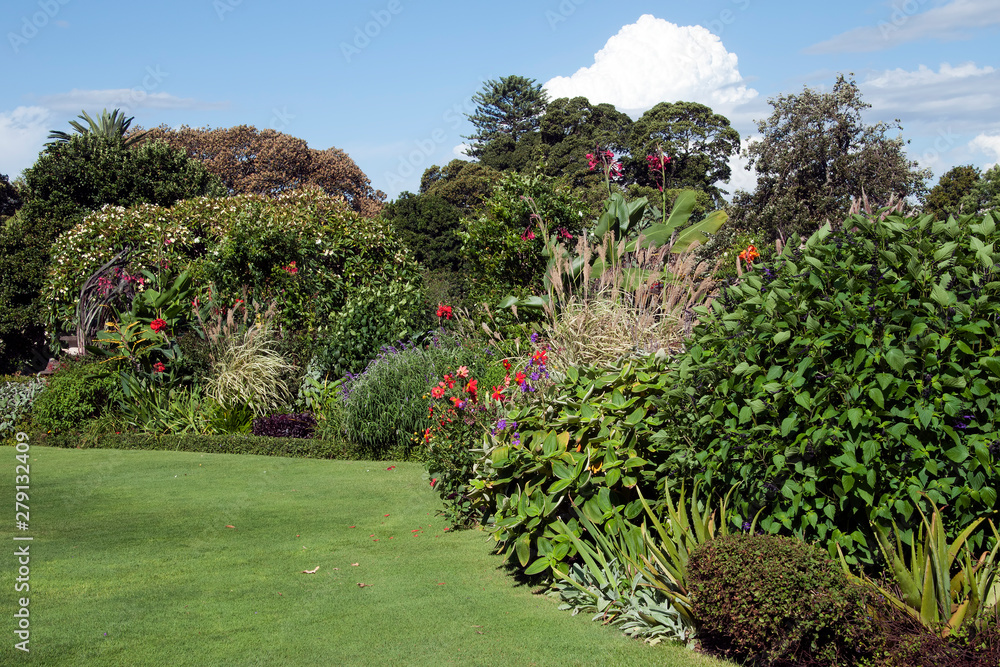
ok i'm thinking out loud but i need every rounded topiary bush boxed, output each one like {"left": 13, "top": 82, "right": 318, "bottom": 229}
{"left": 688, "top": 533, "right": 880, "bottom": 666}
{"left": 664, "top": 210, "right": 1000, "bottom": 565}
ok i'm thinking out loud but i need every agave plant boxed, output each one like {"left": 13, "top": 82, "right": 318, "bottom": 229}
{"left": 839, "top": 498, "right": 1000, "bottom": 638}
{"left": 46, "top": 108, "right": 147, "bottom": 147}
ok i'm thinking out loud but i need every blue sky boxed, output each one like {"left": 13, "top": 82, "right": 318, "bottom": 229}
{"left": 2, "top": 0, "right": 998, "bottom": 201}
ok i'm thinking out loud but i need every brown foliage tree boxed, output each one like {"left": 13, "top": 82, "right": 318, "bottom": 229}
{"left": 133, "top": 125, "right": 385, "bottom": 217}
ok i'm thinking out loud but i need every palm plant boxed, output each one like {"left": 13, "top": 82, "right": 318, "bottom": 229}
{"left": 46, "top": 108, "right": 147, "bottom": 147}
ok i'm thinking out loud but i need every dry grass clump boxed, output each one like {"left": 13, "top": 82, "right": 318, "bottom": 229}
{"left": 541, "top": 231, "right": 721, "bottom": 371}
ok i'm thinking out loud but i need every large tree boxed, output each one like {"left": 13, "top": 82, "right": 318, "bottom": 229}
{"left": 419, "top": 159, "right": 499, "bottom": 214}
{"left": 383, "top": 192, "right": 463, "bottom": 272}
{"left": 732, "top": 74, "right": 931, "bottom": 243}
{"left": 538, "top": 96, "right": 633, "bottom": 188}
{"left": 923, "top": 164, "right": 985, "bottom": 219}
{"left": 133, "top": 125, "right": 385, "bottom": 217}
{"left": 464, "top": 75, "right": 548, "bottom": 159}
{"left": 624, "top": 101, "right": 740, "bottom": 206}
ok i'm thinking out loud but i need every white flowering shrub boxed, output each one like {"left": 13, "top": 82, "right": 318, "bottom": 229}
{"left": 43, "top": 187, "right": 427, "bottom": 374}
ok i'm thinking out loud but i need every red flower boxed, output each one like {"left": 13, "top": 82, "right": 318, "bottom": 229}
{"left": 502, "top": 359, "right": 512, "bottom": 370}
{"left": 532, "top": 349, "right": 548, "bottom": 365}
{"left": 449, "top": 396, "right": 461, "bottom": 407}
{"left": 150, "top": 318, "right": 167, "bottom": 333}
{"left": 491, "top": 386, "right": 505, "bottom": 401}
{"left": 465, "top": 379, "right": 477, "bottom": 397}
{"left": 436, "top": 304, "right": 453, "bottom": 320}
{"left": 515, "top": 371, "right": 526, "bottom": 385}
{"left": 152, "top": 361, "right": 166, "bottom": 373}
{"left": 521, "top": 228, "right": 536, "bottom": 241}
{"left": 738, "top": 245, "right": 760, "bottom": 265}
{"left": 283, "top": 261, "right": 298, "bottom": 275}
{"left": 431, "top": 385, "right": 445, "bottom": 399}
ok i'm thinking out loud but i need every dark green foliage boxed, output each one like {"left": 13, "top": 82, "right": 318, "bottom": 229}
{"left": 474, "top": 354, "right": 674, "bottom": 573}
{"left": 0, "top": 135, "right": 223, "bottom": 372}
{"left": 464, "top": 75, "right": 549, "bottom": 159}
{"left": 0, "top": 173, "right": 21, "bottom": 220}
{"left": 461, "top": 171, "right": 590, "bottom": 296}
{"left": 687, "top": 533, "right": 880, "bottom": 666}
{"left": 30, "top": 359, "right": 122, "bottom": 432}
{"left": 478, "top": 131, "right": 542, "bottom": 173}
{"left": 419, "top": 159, "right": 499, "bottom": 214}
{"left": 731, "top": 74, "right": 931, "bottom": 244}
{"left": 251, "top": 412, "right": 317, "bottom": 439}
{"left": 383, "top": 192, "right": 463, "bottom": 271}
{"left": 35, "top": 431, "right": 370, "bottom": 460}
{"left": 664, "top": 211, "right": 1000, "bottom": 566}
{"left": 870, "top": 603, "right": 1000, "bottom": 667}
{"left": 923, "top": 164, "right": 984, "bottom": 220}
{"left": 624, "top": 101, "right": 740, "bottom": 206}
{"left": 538, "top": 97, "right": 632, "bottom": 189}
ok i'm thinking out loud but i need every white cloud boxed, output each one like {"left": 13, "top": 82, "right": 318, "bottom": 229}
{"left": 0, "top": 106, "right": 52, "bottom": 179}
{"left": 970, "top": 133, "right": 1000, "bottom": 168}
{"left": 452, "top": 143, "right": 471, "bottom": 158}
{"left": 543, "top": 14, "right": 757, "bottom": 118}
{"left": 724, "top": 136, "right": 760, "bottom": 197}
{"left": 865, "top": 61, "right": 994, "bottom": 88}
{"left": 806, "top": 0, "right": 1000, "bottom": 53}
{"left": 36, "top": 89, "right": 228, "bottom": 113}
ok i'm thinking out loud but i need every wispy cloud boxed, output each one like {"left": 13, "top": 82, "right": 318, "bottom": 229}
{"left": 860, "top": 62, "right": 1000, "bottom": 134}
{"left": 970, "top": 134, "right": 1000, "bottom": 168}
{"left": 0, "top": 106, "right": 52, "bottom": 179}
{"left": 805, "top": 0, "right": 1000, "bottom": 54}
{"left": 35, "top": 89, "right": 228, "bottom": 113}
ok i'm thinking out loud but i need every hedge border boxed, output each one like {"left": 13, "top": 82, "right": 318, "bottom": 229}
{"left": 15, "top": 431, "right": 394, "bottom": 461}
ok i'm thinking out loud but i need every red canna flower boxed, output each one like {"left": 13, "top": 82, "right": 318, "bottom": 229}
{"left": 152, "top": 361, "right": 166, "bottom": 373}
{"left": 150, "top": 318, "right": 167, "bottom": 333}
{"left": 436, "top": 303, "right": 453, "bottom": 320}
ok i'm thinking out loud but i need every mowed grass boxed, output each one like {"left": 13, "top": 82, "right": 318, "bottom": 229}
{"left": 1, "top": 447, "right": 726, "bottom": 667}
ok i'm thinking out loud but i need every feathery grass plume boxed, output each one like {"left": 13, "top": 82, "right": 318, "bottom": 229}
{"left": 206, "top": 321, "right": 294, "bottom": 417}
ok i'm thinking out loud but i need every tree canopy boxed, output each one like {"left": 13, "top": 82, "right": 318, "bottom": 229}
{"left": 538, "top": 96, "right": 633, "bottom": 188}
{"left": 731, "top": 74, "right": 931, "bottom": 242}
{"left": 464, "top": 75, "right": 549, "bottom": 159}
{"left": 923, "top": 164, "right": 989, "bottom": 219}
{"left": 419, "top": 159, "right": 499, "bottom": 214}
{"left": 47, "top": 108, "right": 147, "bottom": 148}
{"left": 133, "top": 125, "right": 385, "bottom": 217}
{"left": 383, "top": 192, "right": 463, "bottom": 272}
{"left": 624, "top": 101, "right": 740, "bottom": 206}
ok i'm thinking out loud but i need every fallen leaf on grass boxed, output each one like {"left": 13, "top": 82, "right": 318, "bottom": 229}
{"left": 357, "top": 582, "right": 371, "bottom": 588}
{"left": 386, "top": 466, "right": 396, "bottom": 471}
{"left": 301, "top": 566, "right": 320, "bottom": 574}
{"left": 225, "top": 525, "right": 236, "bottom": 529}
{"left": 351, "top": 563, "right": 359, "bottom": 567}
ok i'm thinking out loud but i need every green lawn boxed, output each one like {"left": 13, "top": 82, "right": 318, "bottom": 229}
{"left": 2, "top": 447, "right": 726, "bottom": 666}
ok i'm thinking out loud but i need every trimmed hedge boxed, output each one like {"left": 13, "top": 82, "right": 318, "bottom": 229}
{"left": 24, "top": 430, "right": 390, "bottom": 461}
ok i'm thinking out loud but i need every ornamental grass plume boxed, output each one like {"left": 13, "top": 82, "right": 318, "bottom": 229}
{"left": 205, "top": 322, "right": 295, "bottom": 417}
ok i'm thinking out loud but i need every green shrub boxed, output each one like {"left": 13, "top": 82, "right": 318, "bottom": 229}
{"left": 340, "top": 333, "right": 488, "bottom": 459}
{"left": 1, "top": 376, "right": 47, "bottom": 436}
{"left": 472, "top": 352, "right": 674, "bottom": 574}
{"left": 663, "top": 210, "right": 1000, "bottom": 566}
{"left": 461, "top": 171, "right": 589, "bottom": 295}
{"left": 30, "top": 359, "right": 121, "bottom": 432}
{"left": 688, "top": 533, "right": 880, "bottom": 666}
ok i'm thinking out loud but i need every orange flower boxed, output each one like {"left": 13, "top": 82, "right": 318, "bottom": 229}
{"left": 738, "top": 245, "right": 760, "bottom": 264}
